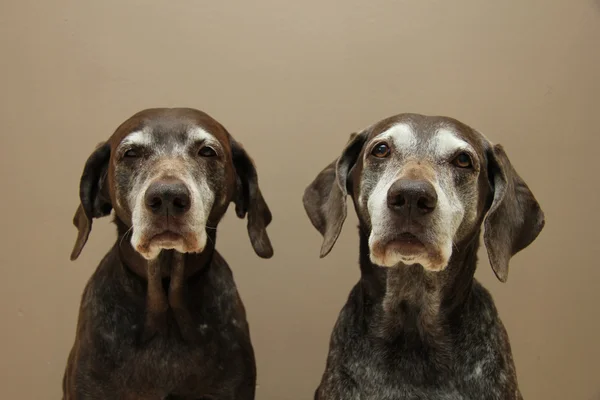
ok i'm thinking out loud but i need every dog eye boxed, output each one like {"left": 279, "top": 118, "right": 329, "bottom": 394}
{"left": 371, "top": 143, "right": 391, "bottom": 158}
{"left": 124, "top": 149, "right": 140, "bottom": 158}
{"left": 198, "top": 146, "right": 217, "bottom": 157}
{"left": 452, "top": 152, "right": 473, "bottom": 168}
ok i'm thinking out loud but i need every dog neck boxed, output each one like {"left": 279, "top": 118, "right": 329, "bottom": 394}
{"left": 358, "top": 227, "right": 480, "bottom": 341}
{"left": 114, "top": 218, "right": 217, "bottom": 281}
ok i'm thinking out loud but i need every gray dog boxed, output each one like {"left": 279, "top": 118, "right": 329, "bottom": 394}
{"left": 303, "top": 113, "right": 544, "bottom": 400}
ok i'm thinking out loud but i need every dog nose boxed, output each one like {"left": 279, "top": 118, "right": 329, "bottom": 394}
{"left": 144, "top": 180, "right": 191, "bottom": 216}
{"left": 387, "top": 179, "right": 438, "bottom": 216}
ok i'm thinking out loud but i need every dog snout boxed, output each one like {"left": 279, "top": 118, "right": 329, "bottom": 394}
{"left": 387, "top": 179, "right": 438, "bottom": 217}
{"left": 144, "top": 179, "right": 191, "bottom": 217}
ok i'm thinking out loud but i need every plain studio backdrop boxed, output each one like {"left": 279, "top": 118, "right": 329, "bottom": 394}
{"left": 1, "top": 0, "right": 598, "bottom": 399}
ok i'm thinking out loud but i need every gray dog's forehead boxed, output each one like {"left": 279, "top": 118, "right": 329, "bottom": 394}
{"left": 365, "top": 113, "right": 489, "bottom": 151}
{"left": 108, "top": 108, "right": 230, "bottom": 148}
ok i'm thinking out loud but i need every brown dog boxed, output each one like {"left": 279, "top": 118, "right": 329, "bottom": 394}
{"left": 63, "top": 108, "right": 273, "bottom": 399}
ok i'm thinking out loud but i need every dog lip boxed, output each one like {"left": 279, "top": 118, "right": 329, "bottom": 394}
{"left": 396, "top": 232, "right": 420, "bottom": 241}
{"left": 384, "top": 232, "right": 426, "bottom": 255}
{"left": 150, "top": 230, "right": 183, "bottom": 242}
{"left": 389, "top": 231, "right": 423, "bottom": 244}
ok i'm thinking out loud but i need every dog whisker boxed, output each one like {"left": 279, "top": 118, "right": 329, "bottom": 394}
{"left": 119, "top": 226, "right": 134, "bottom": 249}
{"left": 452, "top": 241, "right": 459, "bottom": 253}
{"left": 206, "top": 233, "right": 215, "bottom": 246}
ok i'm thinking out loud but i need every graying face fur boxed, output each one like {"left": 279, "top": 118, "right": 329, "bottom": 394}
{"left": 114, "top": 125, "right": 232, "bottom": 260}
{"left": 354, "top": 120, "right": 487, "bottom": 271}
{"left": 70, "top": 108, "right": 274, "bottom": 263}
{"left": 304, "top": 113, "right": 544, "bottom": 281}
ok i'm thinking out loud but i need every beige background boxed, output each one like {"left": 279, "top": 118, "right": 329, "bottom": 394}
{"left": 1, "top": 0, "right": 599, "bottom": 399}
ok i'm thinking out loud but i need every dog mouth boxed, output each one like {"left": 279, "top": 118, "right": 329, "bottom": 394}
{"left": 384, "top": 232, "right": 427, "bottom": 255}
{"left": 134, "top": 227, "right": 205, "bottom": 260}
{"left": 149, "top": 230, "right": 184, "bottom": 245}
{"left": 369, "top": 229, "right": 450, "bottom": 270}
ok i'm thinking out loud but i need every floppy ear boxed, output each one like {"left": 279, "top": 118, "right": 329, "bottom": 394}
{"left": 302, "top": 132, "right": 367, "bottom": 257}
{"left": 70, "top": 142, "right": 112, "bottom": 261}
{"left": 483, "top": 144, "right": 545, "bottom": 282}
{"left": 231, "top": 139, "right": 274, "bottom": 259}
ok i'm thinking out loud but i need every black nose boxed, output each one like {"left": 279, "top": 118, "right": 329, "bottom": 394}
{"left": 144, "top": 179, "right": 191, "bottom": 216}
{"left": 387, "top": 179, "right": 438, "bottom": 216}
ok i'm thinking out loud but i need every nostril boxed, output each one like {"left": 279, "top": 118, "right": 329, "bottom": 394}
{"left": 148, "top": 196, "right": 162, "bottom": 212}
{"left": 417, "top": 196, "right": 435, "bottom": 213}
{"left": 172, "top": 196, "right": 189, "bottom": 211}
{"left": 387, "top": 191, "right": 408, "bottom": 210}
{"left": 394, "top": 195, "right": 406, "bottom": 208}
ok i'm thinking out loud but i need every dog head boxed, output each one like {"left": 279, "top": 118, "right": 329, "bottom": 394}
{"left": 70, "top": 108, "right": 273, "bottom": 261}
{"left": 303, "top": 114, "right": 544, "bottom": 281}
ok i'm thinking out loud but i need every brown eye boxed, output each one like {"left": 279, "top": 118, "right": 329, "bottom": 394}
{"left": 371, "top": 143, "right": 391, "bottom": 158}
{"left": 453, "top": 152, "right": 473, "bottom": 168}
{"left": 198, "top": 146, "right": 217, "bottom": 157}
{"left": 124, "top": 149, "right": 140, "bottom": 158}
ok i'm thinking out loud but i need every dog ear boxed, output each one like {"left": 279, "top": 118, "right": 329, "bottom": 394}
{"left": 483, "top": 144, "right": 545, "bottom": 282}
{"left": 303, "top": 132, "right": 367, "bottom": 257}
{"left": 231, "top": 139, "right": 274, "bottom": 259}
{"left": 70, "top": 142, "right": 112, "bottom": 261}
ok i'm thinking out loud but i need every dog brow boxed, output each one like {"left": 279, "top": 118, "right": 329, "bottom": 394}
{"left": 121, "top": 129, "right": 152, "bottom": 147}
{"left": 187, "top": 127, "right": 216, "bottom": 145}
{"left": 377, "top": 123, "right": 417, "bottom": 153}
{"left": 431, "top": 128, "right": 470, "bottom": 157}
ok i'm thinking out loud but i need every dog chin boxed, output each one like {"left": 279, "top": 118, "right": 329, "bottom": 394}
{"left": 368, "top": 235, "right": 451, "bottom": 271}
{"left": 132, "top": 230, "right": 207, "bottom": 260}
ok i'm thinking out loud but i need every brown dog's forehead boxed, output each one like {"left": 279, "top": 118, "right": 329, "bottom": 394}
{"left": 366, "top": 113, "right": 489, "bottom": 151}
{"left": 106, "top": 108, "right": 231, "bottom": 148}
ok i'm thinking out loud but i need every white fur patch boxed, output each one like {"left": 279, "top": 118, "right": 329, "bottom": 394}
{"left": 187, "top": 126, "right": 214, "bottom": 145}
{"left": 121, "top": 129, "right": 153, "bottom": 148}
{"left": 376, "top": 123, "right": 417, "bottom": 155}
{"left": 367, "top": 169, "right": 397, "bottom": 244}
{"left": 431, "top": 128, "right": 470, "bottom": 157}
